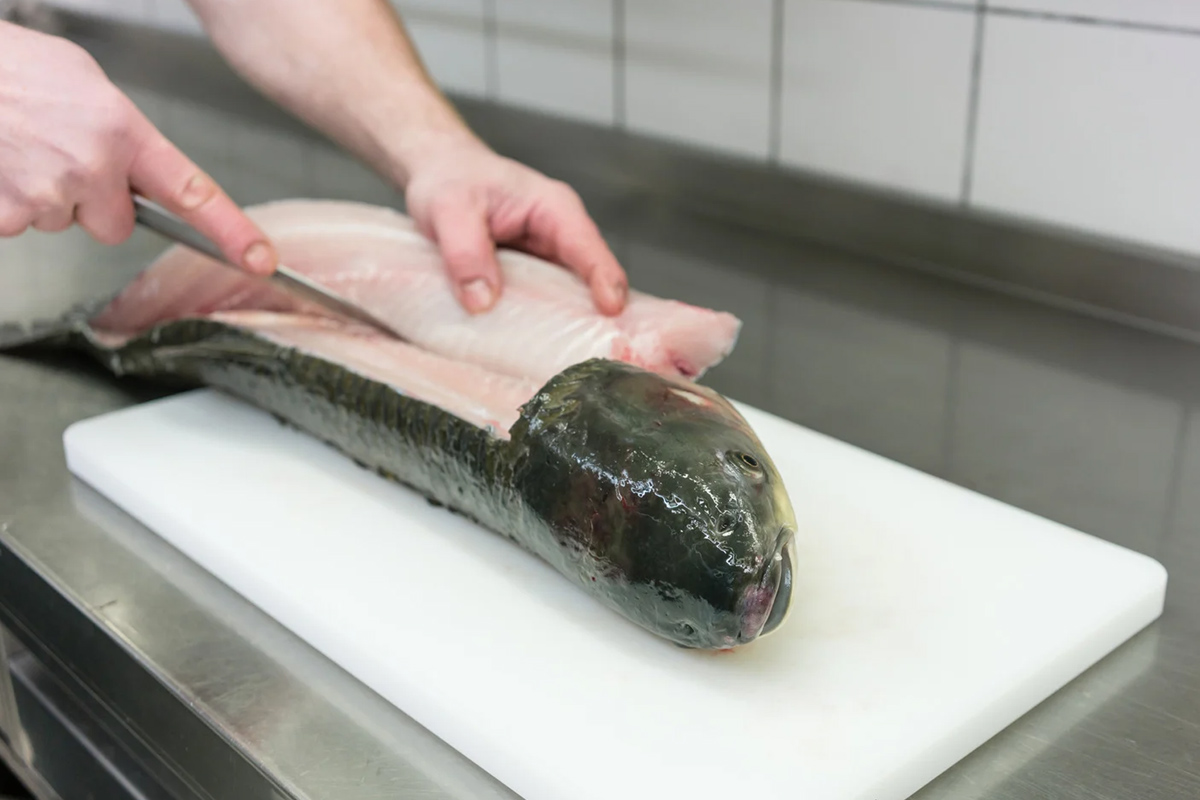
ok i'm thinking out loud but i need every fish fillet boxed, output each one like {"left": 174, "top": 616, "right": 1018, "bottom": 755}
{"left": 93, "top": 199, "right": 742, "bottom": 386}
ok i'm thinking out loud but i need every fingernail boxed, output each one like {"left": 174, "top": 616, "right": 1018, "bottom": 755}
{"left": 461, "top": 278, "right": 495, "bottom": 313}
{"left": 179, "top": 173, "right": 214, "bottom": 210}
{"left": 600, "top": 277, "right": 627, "bottom": 315}
{"left": 243, "top": 241, "right": 275, "bottom": 274}
{"left": 612, "top": 278, "right": 628, "bottom": 308}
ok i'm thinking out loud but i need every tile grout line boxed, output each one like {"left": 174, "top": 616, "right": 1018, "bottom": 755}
{"left": 987, "top": 5, "right": 1200, "bottom": 37}
{"left": 838, "top": 0, "right": 1200, "bottom": 37}
{"left": 853, "top": 0, "right": 979, "bottom": 12}
{"left": 767, "top": 0, "right": 785, "bottom": 164}
{"left": 958, "top": 0, "right": 986, "bottom": 206}
{"left": 613, "top": 0, "right": 626, "bottom": 129}
{"left": 483, "top": 0, "right": 499, "bottom": 101}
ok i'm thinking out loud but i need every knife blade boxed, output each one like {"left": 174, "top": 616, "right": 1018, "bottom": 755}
{"left": 131, "top": 195, "right": 407, "bottom": 341}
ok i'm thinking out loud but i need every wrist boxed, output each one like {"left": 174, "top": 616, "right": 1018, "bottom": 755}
{"left": 372, "top": 84, "right": 487, "bottom": 187}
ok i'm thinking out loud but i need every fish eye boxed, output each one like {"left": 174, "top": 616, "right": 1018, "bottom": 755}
{"left": 732, "top": 451, "right": 761, "bottom": 471}
{"left": 679, "top": 622, "right": 697, "bottom": 637}
{"left": 717, "top": 512, "right": 737, "bottom": 534}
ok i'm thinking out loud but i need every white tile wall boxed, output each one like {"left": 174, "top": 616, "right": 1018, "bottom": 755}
{"left": 992, "top": 1, "right": 1200, "bottom": 29}
{"left": 780, "top": 0, "right": 976, "bottom": 201}
{"left": 39, "top": 0, "right": 1200, "bottom": 264}
{"left": 392, "top": 0, "right": 489, "bottom": 98}
{"left": 971, "top": 16, "right": 1200, "bottom": 255}
{"left": 494, "top": 0, "right": 614, "bottom": 125}
{"left": 624, "top": 0, "right": 774, "bottom": 159}
{"left": 393, "top": 0, "right": 480, "bottom": 13}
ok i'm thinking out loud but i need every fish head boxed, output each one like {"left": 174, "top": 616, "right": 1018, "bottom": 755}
{"left": 514, "top": 360, "right": 798, "bottom": 650}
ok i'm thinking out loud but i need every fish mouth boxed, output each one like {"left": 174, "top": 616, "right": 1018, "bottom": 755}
{"left": 738, "top": 528, "right": 795, "bottom": 642}
{"left": 759, "top": 535, "right": 794, "bottom": 636}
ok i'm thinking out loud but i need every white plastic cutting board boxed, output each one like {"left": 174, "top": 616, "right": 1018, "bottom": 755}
{"left": 63, "top": 389, "right": 1167, "bottom": 800}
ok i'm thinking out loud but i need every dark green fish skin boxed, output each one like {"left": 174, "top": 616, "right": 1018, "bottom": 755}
{"left": 7, "top": 317, "right": 798, "bottom": 649}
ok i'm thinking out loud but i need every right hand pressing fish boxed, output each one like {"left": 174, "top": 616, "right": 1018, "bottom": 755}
{"left": 0, "top": 20, "right": 277, "bottom": 275}
{"left": 189, "top": 0, "right": 631, "bottom": 317}
{"left": 402, "top": 137, "right": 629, "bottom": 317}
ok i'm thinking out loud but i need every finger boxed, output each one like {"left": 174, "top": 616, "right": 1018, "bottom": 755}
{"left": 535, "top": 203, "right": 628, "bottom": 316}
{"left": 429, "top": 197, "right": 503, "bottom": 314}
{"left": 0, "top": 199, "right": 30, "bottom": 238}
{"left": 31, "top": 202, "right": 76, "bottom": 234}
{"left": 126, "top": 117, "right": 276, "bottom": 275}
{"left": 75, "top": 183, "right": 135, "bottom": 245}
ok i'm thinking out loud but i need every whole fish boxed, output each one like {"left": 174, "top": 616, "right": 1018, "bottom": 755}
{"left": 1, "top": 201, "right": 797, "bottom": 649}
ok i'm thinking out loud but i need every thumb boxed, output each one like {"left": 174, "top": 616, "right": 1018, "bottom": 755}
{"left": 126, "top": 115, "right": 276, "bottom": 275}
{"left": 428, "top": 198, "right": 502, "bottom": 314}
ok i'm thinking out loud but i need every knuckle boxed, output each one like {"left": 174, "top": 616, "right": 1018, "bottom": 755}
{"left": 549, "top": 179, "right": 582, "bottom": 203}
{"left": 0, "top": 209, "right": 31, "bottom": 238}
{"left": 172, "top": 171, "right": 218, "bottom": 212}
{"left": 49, "top": 35, "right": 94, "bottom": 67}
{"left": 441, "top": 241, "right": 485, "bottom": 269}
{"left": 95, "top": 93, "right": 136, "bottom": 141}
{"left": 429, "top": 192, "right": 472, "bottom": 219}
{"left": 73, "top": 149, "right": 109, "bottom": 185}
{"left": 20, "top": 181, "right": 65, "bottom": 214}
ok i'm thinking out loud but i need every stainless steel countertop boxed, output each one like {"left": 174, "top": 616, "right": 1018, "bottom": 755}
{"left": 3, "top": 17, "right": 1200, "bottom": 800}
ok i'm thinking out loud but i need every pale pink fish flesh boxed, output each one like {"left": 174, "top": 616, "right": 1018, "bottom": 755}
{"left": 93, "top": 199, "right": 742, "bottom": 386}
{"left": 214, "top": 311, "right": 541, "bottom": 435}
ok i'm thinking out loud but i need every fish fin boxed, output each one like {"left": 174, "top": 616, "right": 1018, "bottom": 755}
{"left": 133, "top": 324, "right": 285, "bottom": 371}
{"left": 0, "top": 314, "right": 85, "bottom": 351}
{"left": 147, "top": 340, "right": 276, "bottom": 367}
{"left": 0, "top": 296, "right": 118, "bottom": 353}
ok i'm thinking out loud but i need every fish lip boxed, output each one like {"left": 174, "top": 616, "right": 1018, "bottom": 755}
{"left": 737, "top": 527, "right": 795, "bottom": 642}
{"left": 759, "top": 533, "right": 794, "bottom": 637}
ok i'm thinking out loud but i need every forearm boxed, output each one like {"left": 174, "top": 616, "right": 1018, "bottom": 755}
{"left": 186, "top": 0, "right": 479, "bottom": 185}
{"left": 185, "top": 0, "right": 628, "bottom": 316}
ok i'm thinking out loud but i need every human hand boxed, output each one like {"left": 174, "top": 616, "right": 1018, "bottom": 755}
{"left": 403, "top": 136, "right": 628, "bottom": 316}
{"left": 0, "top": 21, "right": 277, "bottom": 274}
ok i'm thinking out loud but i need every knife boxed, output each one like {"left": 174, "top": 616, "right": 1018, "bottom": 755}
{"left": 132, "top": 195, "right": 407, "bottom": 340}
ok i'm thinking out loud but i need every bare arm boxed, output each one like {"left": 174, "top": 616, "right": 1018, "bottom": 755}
{"left": 186, "top": 0, "right": 464, "bottom": 187}
{"left": 188, "top": 0, "right": 628, "bottom": 315}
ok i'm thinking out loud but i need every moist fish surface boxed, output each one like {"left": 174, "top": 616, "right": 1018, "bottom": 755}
{"left": 94, "top": 199, "right": 742, "bottom": 385}
{"left": 2, "top": 200, "right": 797, "bottom": 650}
